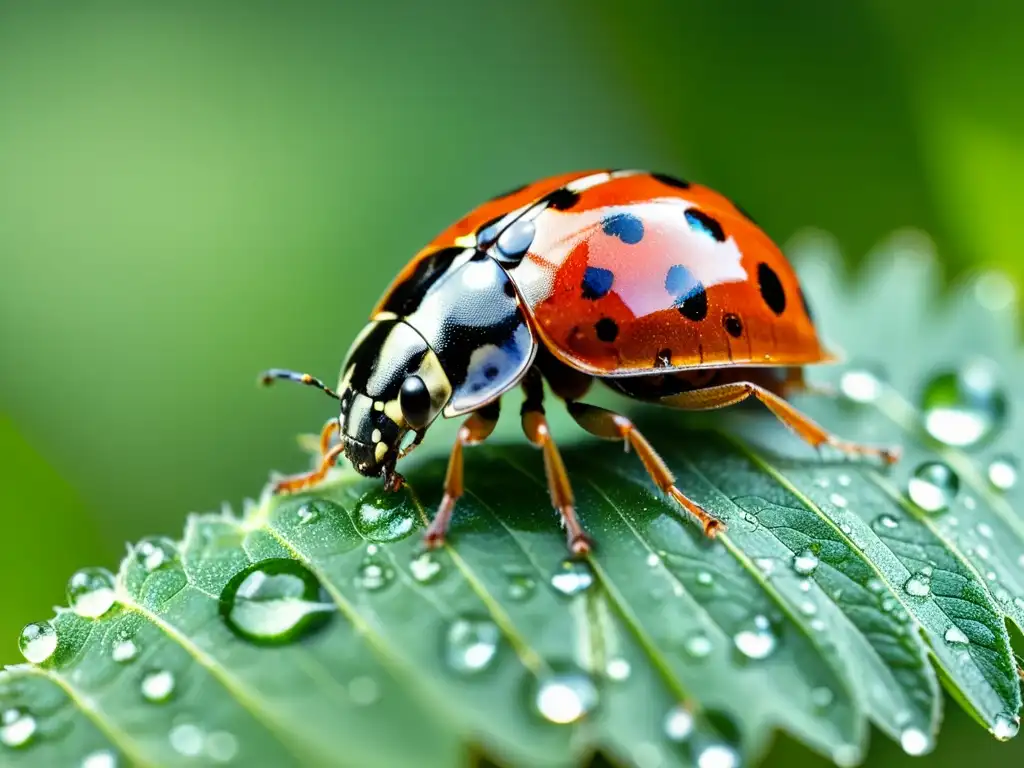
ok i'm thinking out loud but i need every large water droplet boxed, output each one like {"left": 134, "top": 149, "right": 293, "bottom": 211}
{"left": 409, "top": 552, "right": 443, "bottom": 584}
{"left": 904, "top": 568, "right": 933, "bottom": 598}
{"left": 133, "top": 536, "right": 178, "bottom": 572}
{"left": 67, "top": 568, "right": 117, "bottom": 618}
{"left": 992, "top": 712, "right": 1020, "bottom": 741}
{"left": 840, "top": 365, "right": 885, "bottom": 403}
{"left": 988, "top": 455, "right": 1018, "bottom": 491}
{"left": 550, "top": 560, "right": 593, "bottom": 596}
{"left": 684, "top": 633, "right": 714, "bottom": 659}
{"left": 733, "top": 615, "right": 777, "bottom": 659}
{"left": 81, "top": 750, "right": 117, "bottom": 768}
{"left": 0, "top": 708, "right": 36, "bottom": 748}
{"left": 354, "top": 490, "right": 415, "bottom": 542}
{"left": 445, "top": 618, "right": 500, "bottom": 674}
{"left": 140, "top": 669, "right": 176, "bottom": 702}
{"left": 533, "top": 672, "right": 598, "bottom": 724}
{"left": 112, "top": 636, "right": 139, "bottom": 663}
{"left": 907, "top": 462, "right": 960, "bottom": 513}
{"left": 921, "top": 362, "right": 1008, "bottom": 448}
{"left": 792, "top": 549, "right": 819, "bottom": 576}
{"left": 663, "top": 705, "right": 694, "bottom": 742}
{"left": 697, "top": 743, "right": 740, "bottom": 768}
{"left": 944, "top": 626, "right": 969, "bottom": 645}
{"left": 219, "top": 558, "right": 334, "bottom": 645}
{"left": 18, "top": 621, "right": 57, "bottom": 664}
{"left": 899, "top": 727, "right": 931, "bottom": 755}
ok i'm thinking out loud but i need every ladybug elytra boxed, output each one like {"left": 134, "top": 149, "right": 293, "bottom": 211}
{"left": 262, "top": 169, "right": 899, "bottom": 554}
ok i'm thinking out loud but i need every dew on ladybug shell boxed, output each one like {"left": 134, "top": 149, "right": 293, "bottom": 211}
{"left": 920, "top": 361, "right": 1007, "bottom": 448}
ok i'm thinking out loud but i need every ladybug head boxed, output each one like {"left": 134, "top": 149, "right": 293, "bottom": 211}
{"left": 335, "top": 318, "right": 452, "bottom": 481}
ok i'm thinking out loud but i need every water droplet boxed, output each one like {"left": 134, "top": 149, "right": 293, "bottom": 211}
{"left": 921, "top": 362, "right": 1007, "bottom": 448}
{"left": 755, "top": 558, "right": 776, "bottom": 575}
{"left": 550, "top": 560, "right": 593, "bottom": 596}
{"left": 295, "top": 502, "right": 320, "bottom": 525}
{"left": 837, "top": 474, "right": 852, "bottom": 487}
{"left": 697, "top": 744, "right": 740, "bottom": 768}
{"left": 409, "top": 552, "right": 442, "bottom": 583}
{"left": 81, "top": 750, "right": 117, "bottom": 768}
{"left": 840, "top": 366, "right": 884, "bottom": 403}
{"left": 832, "top": 745, "right": 860, "bottom": 767}
{"left": 899, "top": 727, "right": 931, "bottom": 755}
{"left": 907, "top": 462, "right": 960, "bottom": 513}
{"left": 867, "top": 578, "right": 886, "bottom": 594}
{"left": 445, "top": 618, "right": 500, "bottom": 674}
{"left": 219, "top": 558, "right": 334, "bottom": 645}
{"left": 733, "top": 615, "right": 777, "bottom": 659}
{"left": 141, "top": 669, "right": 175, "bottom": 702}
{"left": 684, "top": 633, "right": 714, "bottom": 659}
{"left": 696, "top": 570, "right": 714, "bottom": 587}
{"left": 977, "top": 523, "right": 994, "bottom": 539}
{"left": 646, "top": 552, "right": 661, "bottom": 567}
{"left": 206, "top": 730, "right": 240, "bottom": 763}
{"left": 169, "top": 723, "right": 204, "bottom": 756}
{"left": 354, "top": 490, "right": 415, "bottom": 542}
{"left": 67, "top": 567, "right": 117, "bottom": 618}
{"left": 0, "top": 708, "right": 36, "bottom": 748}
{"left": 605, "top": 658, "right": 631, "bottom": 681}
{"left": 944, "top": 626, "right": 969, "bottom": 645}
{"left": 904, "top": 569, "right": 932, "bottom": 598}
{"left": 829, "top": 493, "right": 848, "bottom": 508}
{"left": 811, "top": 687, "right": 835, "bottom": 709}
{"left": 533, "top": 672, "right": 598, "bottom": 724}
{"left": 988, "top": 455, "right": 1018, "bottom": 491}
{"left": 873, "top": 514, "right": 900, "bottom": 532}
{"left": 112, "top": 637, "right": 139, "bottom": 663}
{"left": 663, "top": 705, "right": 694, "bottom": 742}
{"left": 799, "top": 600, "right": 817, "bottom": 616}
{"left": 18, "top": 621, "right": 57, "bottom": 664}
{"left": 348, "top": 676, "right": 380, "bottom": 706}
{"left": 505, "top": 571, "right": 537, "bottom": 602}
{"left": 810, "top": 618, "right": 826, "bottom": 632}
{"left": 792, "top": 549, "right": 819, "bottom": 576}
{"left": 133, "top": 536, "right": 178, "bottom": 572}
{"left": 992, "top": 712, "right": 1020, "bottom": 741}
{"left": 356, "top": 551, "right": 395, "bottom": 592}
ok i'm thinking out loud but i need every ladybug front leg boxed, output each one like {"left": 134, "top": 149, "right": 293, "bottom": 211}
{"left": 423, "top": 400, "right": 501, "bottom": 550}
{"left": 565, "top": 401, "right": 726, "bottom": 538}
{"left": 659, "top": 382, "right": 900, "bottom": 464}
{"left": 272, "top": 442, "right": 346, "bottom": 494}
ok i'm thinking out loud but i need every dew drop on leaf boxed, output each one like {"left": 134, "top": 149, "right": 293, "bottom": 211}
{"left": 353, "top": 490, "right": 415, "bottom": 542}
{"left": 140, "top": 669, "right": 176, "bottom": 703}
{"left": 219, "top": 558, "right": 334, "bottom": 645}
{"left": 295, "top": 502, "right": 320, "bottom": 525}
{"left": 899, "top": 727, "right": 931, "bottom": 755}
{"left": 839, "top": 365, "right": 885, "bottom": 403}
{"left": 992, "top": 712, "right": 1020, "bottom": 741}
{"left": 133, "top": 536, "right": 178, "bottom": 572}
{"left": 733, "top": 615, "right": 777, "bottom": 659}
{"left": 533, "top": 672, "right": 598, "bottom": 724}
{"left": 605, "top": 658, "right": 631, "bottom": 681}
{"left": 18, "top": 621, "right": 57, "bottom": 664}
{"left": 792, "top": 549, "right": 819, "bottom": 575}
{"left": 696, "top": 571, "right": 714, "bottom": 586}
{"left": 696, "top": 743, "right": 740, "bottom": 768}
{"left": 832, "top": 744, "right": 860, "bottom": 767}
{"left": 987, "top": 455, "right": 1018, "bottom": 491}
{"left": 81, "top": 750, "right": 117, "bottom": 768}
{"left": 206, "top": 731, "right": 240, "bottom": 763}
{"left": 504, "top": 570, "right": 537, "bottom": 602}
{"left": 111, "top": 637, "right": 139, "bottom": 663}
{"left": 646, "top": 552, "right": 661, "bottom": 567}
{"left": 0, "top": 708, "right": 36, "bottom": 748}
{"left": 444, "top": 618, "right": 500, "bottom": 674}
{"left": 811, "top": 687, "right": 834, "bottom": 709}
{"left": 663, "top": 705, "right": 694, "bottom": 742}
{"left": 409, "top": 551, "right": 443, "bottom": 583}
{"left": 67, "top": 567, "right": 117, "bottom": 618}
{"left": 944, "top": 626, "right": 969, "bottom": 645}
{"left": 356, "top": 552, "right": 395, "bottom": 592}
{"left": 550, "top": 560, "right": 593, "bottom": 596}
{"left": 872, "top": 514, "right": 900, "bottom": 532}
{"left": 684, "top": 633, "right": 714, "bottom": 659}
{"left": 169, "top": 723, "right": 204, "bottom": 757}
{"left": 903, "top": 568, "right": 932, "bottom": 598}
{"left": 829, "top": 493, "right": 848, "bottom": 508}
{"left": 907, "top": 462, "right": 960, "bottom": 513}
{"left": 920, "top": 362, "right": 1008, "bottom": 448}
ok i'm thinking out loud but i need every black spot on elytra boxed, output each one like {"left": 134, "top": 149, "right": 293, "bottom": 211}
{"left": 503, "top": 281, "right": 517, "bottom": 298}
{"left": 652, "top": 172, "right": 690, "bottom": 189}
{"left": 489, "top": 183, "right": 528, "bottom": 201}
{"left": 684, "top": 209, "right": 725, "bottom": 242}
{"left": 483, "top": 365, "right": 499, "bottom": 380}
{"left": 757, "top": 262, "right": 787, "bottom": 315}
{"left": 665, "top": 264, "right": 708, "bottom": 322}
{"left": 655, "top": 348, "right": 672, "bottom": 368}
{"left": 722, "top": 313, "right": 743, "bottom": 338}
{"left": 581, "top": 266, "right": 614, "bottom": 300}
{"left": 380, "top": 246, "right": 462, "bottom": 315}
{"left": 601, "top": 212, "right": 644, "bottom": 244}
{"left": 545, "top": 188, "right": 580, "bottom": 211}
{"left": 595, "top": 317, "right": 619, "bottom": 342}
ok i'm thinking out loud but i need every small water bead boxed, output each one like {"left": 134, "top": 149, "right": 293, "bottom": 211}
{"left": 832, "top": 745, "right": 860, "bottom": 768}
{"left": 811, "top": 687, "right": 835, "bottom": 709}
{"left": 733, "top": 615, "right": 777, "bottom": 660}
{"left": 550, "top": 560, "right": 593, "bottom": 596}
{"left": 904, "top": 568, "right": 933, "bottom": 598}
{"left": 867, "top": 578, "right": 886, "bottom": 594}
{"left": 646, "top": 552, "right": 661, "bottom": 567}
{"left": 81, "top": 750, "right": 117, "bottom": 768}
{"left": 169, "top": 723, "right": 204, "bottom": 757}
{"left": 792, "top": 549, "right": 819, "bottom": 576}
{"left": 67, "top": 567, "right": 117, "bottom": 618}
{"left": 873, "top": 514, "right": 900, "bottom": 532}
{"left": 445, "top": 618, "right": 500, "bottom": 674}
{"left": 534, "top": 673, "right": 599, "bottom": 724}
{"left": 829, "top": 493, "right": 848, "bottom": 509}
{"left": 505, "top": 571, "right": 537, "bottom": 602}
{"left": 18, "top": 621, "right": 57, "bottom": 664}
{"left": 354, "top": 491, "right": 415, "bottom": 542}
{"left": 409, "top": 552, "right": 443, "bottom": 583}
{"left": 697, "top": 744, "right": 740, "bottom": 768}
{"left": 140, "top": 669, "right": 175, "bottom": 702}
{"left": 992, "top": 712, "right": 1020, "bottom": 741}
{"left": 684, "top": 633, "right": 714, "bottom": 659}
{"left": 0, "top": 708, "right": 36, "bottom": 748}
{"left": 837, "top": 474, "right": 852, "bottom": 487}
{"left": 944, "top": 626, "right": 969, "bottom": 645}
{"left": 988, "top": 455, "right": 1018, "bottom": 491}
{"left": 295, "top": 501, "right": 322, "bottom": 524}
{"left": 663, "top": 705, "right": 694, "bottom": 742}
{"left": 921, "top": 362, "right": 1008, "bottom": 448}
{"left": 357, "top": 555, "right": 395, "bottom": 592}
{"left": 755, "top": 558, "right": 776, "bottom": 576}
{"left": 133, "top": 536, "right": 178, "bottom": 572}
{"left": 696, "top": 571, "right": 714, "bottom": 586}
{"left": 799, "top": 600, "right": 817, "bottom": 616}
{"left": 907, "top": 462, "right": 959, "bottom": 513}
{"left": 840, "top": 366, "right": 885, "bottom": 403}
{"left": 605, "top": 658, "right": 631, "bottom": 681}
{"left": 112, "top": 638, "right": 139, "bottom": 663}
{"left": 810, "top": 618, "right": 827, "bottom": 632}
{"left": 899, "top": 727, "right": 931, "bottom": 756}
{"left": 219, "top": 558, "right": 334, "bottom": 645}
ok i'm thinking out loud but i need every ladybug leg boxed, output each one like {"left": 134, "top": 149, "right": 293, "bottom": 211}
{"left": 520, "top": 370, "right": 593, "bottom": 555}
{"left": 660, "top": 382, "right": 900, "bottom": 464}
{"left": 423, "top": 400, "right": 501, "bottom": 550}
{"left": 318, "top": 418, "right": 340, "bottom": 456}
{"left": 272, "top": 442, "right": 346, "bottom": 494}
{"left": 565, "top": 401, "right": 726, "bottom": 538}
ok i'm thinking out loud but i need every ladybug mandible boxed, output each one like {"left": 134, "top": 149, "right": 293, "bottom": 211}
{"left": 261, "top": 169, "right": 899, "bottom": 554}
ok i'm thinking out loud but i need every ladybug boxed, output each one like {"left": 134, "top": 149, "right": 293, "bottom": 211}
{"left": 261, "top": 169, "right": 898, "bottom": 554}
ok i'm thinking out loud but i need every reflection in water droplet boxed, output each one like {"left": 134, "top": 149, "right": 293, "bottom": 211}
{"left": 944, "top": 626, "right": 969, "bottom": 645}
{"left": 840, "top": 367, "right": 884, "bottom": 403}
{"left": 900, "top": 727, "right": 931, "bottom": 755}
{"left": 605, "top": 658, "right": 631, "bottom": 681}
{"left": 0, "top": 708, "right": 36, "bottom": 748}
{"left": 357, "top": 554, "right": 395, "bottom": 592}
{"left": 112, "top": 638, "right": 139, "bottom": 663}
{"left": 133, "top": 536, "right": 178, "bottom": 572}
{"left": 988, "top": 455, "right": 1018, "bottom": 491}
{"left": 445, "top": 618, "right": 500, "bottom": 674}
{"left": 410, "top": 552, "right": 442, "bottom": 583}
{"left": 18, "top": 621, "right": 57, "bottom": 664}
{"left": 684, "top": 633, "right": 713, "bottom": 659}
{"left": 67, "top": 568, "right": 117, "bottom": 618}
{"left": 81, "top": 750, "right": 117, "bottom": 768}
{"left": 921, "top": 363, "right": 1008, "bottom": 448}
{"left": 697, "top": 743, "right": 740, "bottom": 768}
{"left": 992, "top": 712, "right": 1020, "bottom": 741}
{"left": 354, "top": 492, "right": 415, "bottom": 542}
{"left": 733, "top": 615, "right": 777, "bottom": 659}
{"left": 904, "top": 568, "right": 932, "bottom": 598}
{"left": 534, "top": 673, "right": 598, "bottom": 724}
{"left": 663, "top": 705, "right": 694, "bottom": 742}
{"left": 141, "top": 669, "right": 175, "bottom": 702}
{"left": 792, "top": 549, "right": 819, "bottom": 576}
{"left": 296, "top": 502, "right": 320, "bottom": 525}
{"left": 550, "top": 560, "right": 593, "bottom": 596}
{"left": 219, "top": 558, "right": 334, "bottom": 645}
{"left": 907, "top": 462, "right": 960, "bottom": 514}
{"left": 169, "top": 723, "right": 204, "bottom": 757}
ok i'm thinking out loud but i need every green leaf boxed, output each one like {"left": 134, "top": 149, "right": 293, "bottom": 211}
{"left": 2, "top": 233, "right": 1022, "bottom": 768}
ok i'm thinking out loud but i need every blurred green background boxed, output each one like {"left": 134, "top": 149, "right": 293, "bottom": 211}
{"left": 1, "top": 1, "right": 1021, "bottom": 765}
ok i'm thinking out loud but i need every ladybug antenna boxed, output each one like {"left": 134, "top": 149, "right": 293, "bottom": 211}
{"left": 258, "top": 368, "right": 341, "bottom": 401}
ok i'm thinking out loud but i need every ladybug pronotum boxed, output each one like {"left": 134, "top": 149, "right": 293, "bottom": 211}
{"left": 262, "top": 169, "right": 899, "bottom": 554}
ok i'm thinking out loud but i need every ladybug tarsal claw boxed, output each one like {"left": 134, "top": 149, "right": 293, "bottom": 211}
{"left": 568, "top": 532, "right": 593, "bottom": 556}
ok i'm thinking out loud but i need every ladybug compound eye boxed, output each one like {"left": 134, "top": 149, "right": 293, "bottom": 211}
{"left": 399, "top": 375, "right": 432, "bottom": 430}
